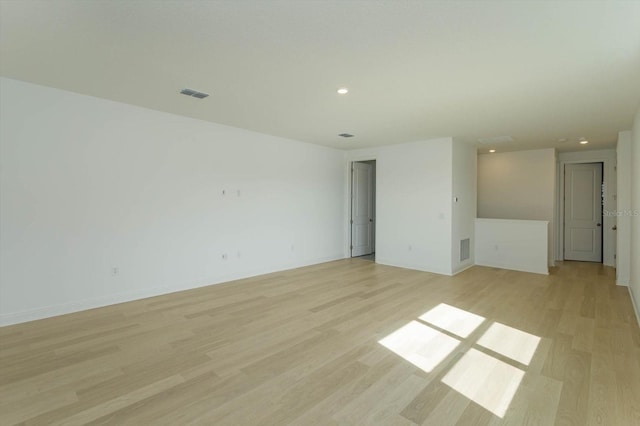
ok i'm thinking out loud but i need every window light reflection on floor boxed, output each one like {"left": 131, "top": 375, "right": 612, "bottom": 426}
{"left": 378, "top": 303, "right": 542, "bottom": 420}
{"left": 419, "top": 303, "right": 485, "bottom": 338}
{"left": 476, "top": 322, "right": 541, "bottom": 366}
{"left": 441, "top": 348, "right": 525, "bottom": 418}
{"left": 378, "top": 320, "right": 460, "bottom": 373}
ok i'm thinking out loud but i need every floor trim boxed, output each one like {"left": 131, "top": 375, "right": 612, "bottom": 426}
{"left": 629, "top": 286, "right": 640, "bottom": 327}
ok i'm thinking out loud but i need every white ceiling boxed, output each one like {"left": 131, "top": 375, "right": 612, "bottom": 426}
{"left": 1, "top": 0, "right": 639, "bottom": 152}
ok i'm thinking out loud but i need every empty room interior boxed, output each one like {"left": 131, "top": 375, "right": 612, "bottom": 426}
{"left": 1, "top": 1, "right": 640, "bottom": 425}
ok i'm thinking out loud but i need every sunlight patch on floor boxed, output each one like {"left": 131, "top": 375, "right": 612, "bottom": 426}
{"left": 476, "top": 322, "right": 541, "bottom": 366}
{"left": 419, "top": 303, "right": 485, "bottom": 338}
{"left": 442, "top": 348, "right": 525, "bottom": 418}
{"left": 378, "top": 303, "right": 542, "bottom": 419}
{"left": 378, "top": 320, "right": 460, "bottom": 373}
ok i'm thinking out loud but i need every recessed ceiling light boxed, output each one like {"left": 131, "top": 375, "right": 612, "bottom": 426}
{"left": 337, "top": 87, "right": 349, "bottom": 95}
{"left": 489, "top": 149, "right": 496, "bottom": 153}
{"left": 558, "top": 138, "right": 567, "bottom": 143}
{"left": 580, "top": 140, "right": 589, "bottom": 144}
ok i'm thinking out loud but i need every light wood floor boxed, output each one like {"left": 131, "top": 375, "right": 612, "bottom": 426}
{"left": 1, "top": 260, "right": 639, "bottom": 425}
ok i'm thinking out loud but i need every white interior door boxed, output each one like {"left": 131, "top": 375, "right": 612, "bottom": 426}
{"left": 351, "top": 162, "right": 373, "bottom": 257}
{"left": 564, "top": 163, "right": 603, "bottom": 262}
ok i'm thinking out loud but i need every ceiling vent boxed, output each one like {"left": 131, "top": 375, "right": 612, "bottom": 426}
{"left": 180, "top": 88, "right": 209, "bottom": 99}
{"left": 477, "top": 135, "right": 514, "bottom": 145}
{"left": 338, "top": 133, "right": 354, "bottom": 138}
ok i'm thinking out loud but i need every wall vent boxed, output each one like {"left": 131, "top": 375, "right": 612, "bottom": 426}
{"left": 338, "top": 133, "right": 354, "bottom": 138}
{"left": 180, "top": 88, "right": 209, "bottom": 99}
{"left": 460, "top": 238, "right": 470, "bottom": 261}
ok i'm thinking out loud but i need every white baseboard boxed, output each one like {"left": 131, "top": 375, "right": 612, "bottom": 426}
{"left": 374, "top": 258, "right": 450, "bottom": 276}
{"left": 629, "top": 287, "right": 640, "bottom": 327}
{"left": 0, "top": 286, "right": 171, "bottom": 327}
{"left": 0, "top": 254, "right": 345, "bottom": 327}
{"left": 617, "top": 276, "right": 630, "bottom": 286}
{"left": 474, "top": 261, "right": 548, "bottom": 275}
{"left": 451, "top": 263, "right": 475, "bottom": 276}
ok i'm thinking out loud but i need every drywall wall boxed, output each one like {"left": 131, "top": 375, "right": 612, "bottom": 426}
{"left": 0, "top": 77, "right": 346, "bottom": 325}
{"left": 557, "top": 149, "right": 617, "bottom": 267}
{"left": 475, "top": 219, "right": 548, "bottom": 275}
{"left": 617, "top": 131, "right": 632, "bottom": 285}
{"left": 477, "top": 148, "right": 556, "bottom": 266}
{"left": 451, "top": 139, "right": 477, "bottom": 274}
{"left": 630, "top": 106, "right": 640, "bottom": 324}
{"left": 348, "top": 138, "right": 455, "bottom": 275}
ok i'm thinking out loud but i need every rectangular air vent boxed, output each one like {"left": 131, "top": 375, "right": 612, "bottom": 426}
{"left": 180, "top": 88, "right": 209, "bottom": 99}
{"left": 460, "top": 238, "right": 470, "bottom": 261}
{"left": 338, "top": 133, "right": 354, "bottom": 138}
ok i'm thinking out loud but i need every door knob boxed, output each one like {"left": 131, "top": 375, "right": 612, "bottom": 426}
{"left": 369, "top": 218, "right": 373, "bottom": 222}
{"left": 612, "top": 225, "right": 617, "bottom": 231}
{"left": 596, "top": 223, "right": 601, "bottom": 227}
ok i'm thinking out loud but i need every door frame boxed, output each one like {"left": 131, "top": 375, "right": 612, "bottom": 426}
{"left": 556, "top": 150, "right": 616, "bottom": 267}
{"left": 562, "top": 162, "right": 603, "bottom": 262}
{"left": 346, "top": 157, "right": 377, "bottom": 258}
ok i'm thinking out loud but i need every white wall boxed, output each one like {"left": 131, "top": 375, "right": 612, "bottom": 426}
{"left": 348, "top": 138, "right": 455, "bottom": 275}
{"left": 477, "top": 148, "right": 556, "bottom": 266}
{"left": 630, "top": 106, "right": 640, "bottom": 324}
{"left": 617, "top": 131, "right": 632, "bottom": 285}
{"left": 475, "top": 219, "right": 548, "bottom": 275}
{"left": 451, "top": 139, "right": 477, "bottom": 274}
{"left": 0, "top": 77, "right": 346, "bottom": 325}
{"left": 557, "top": 149, "right": 617, "bottom": 267}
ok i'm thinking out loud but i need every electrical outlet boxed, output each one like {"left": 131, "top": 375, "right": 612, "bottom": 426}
{"left": 221, "top": 253, "right": 227, "bottom": 260}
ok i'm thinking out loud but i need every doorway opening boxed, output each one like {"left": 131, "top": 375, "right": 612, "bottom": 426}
{"left": 351, "top": 160, "right": 376, "bottom": 260}
{"left": 563, "top": 162, "right": 604, "bottom": 262}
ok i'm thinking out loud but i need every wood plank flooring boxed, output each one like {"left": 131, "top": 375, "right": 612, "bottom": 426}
{"left": 1, "top": 260, "right": 639, "bottom": 425}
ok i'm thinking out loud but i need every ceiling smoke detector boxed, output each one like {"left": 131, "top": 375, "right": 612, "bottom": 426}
{"left": 180, "top": 88, "right": 209, "bottom": 99}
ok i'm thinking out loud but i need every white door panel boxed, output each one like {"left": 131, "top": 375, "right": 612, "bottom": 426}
{"left": 564, "top": 163, "right": 602, "bottom": 262}
{"left": 351, "top": 162, "right": 373, "bottom": 257}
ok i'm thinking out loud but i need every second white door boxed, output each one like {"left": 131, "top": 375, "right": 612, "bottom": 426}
{"left": 564, "top": 162, "right": 603, "bottom": 262}
{"left": 351, "top": 162, "right": 374, "bottom": 257}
